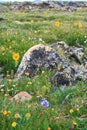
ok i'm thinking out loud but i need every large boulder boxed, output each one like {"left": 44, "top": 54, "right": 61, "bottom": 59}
{"left": 16, "top": 44, "right": 64, "bottom": 79}
{"left": 16, "top": 42, "right": 87, "bottom": 87}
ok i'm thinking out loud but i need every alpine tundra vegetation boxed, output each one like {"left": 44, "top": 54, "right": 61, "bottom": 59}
{"left": 0, "top": 1, "right": 87, "bottom": 130}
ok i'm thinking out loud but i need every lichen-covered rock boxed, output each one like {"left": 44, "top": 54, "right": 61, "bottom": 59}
{"left": 50, "top": 64, "right": 87, "bottom": 86}
{"left": 50, "top": 41, "right": 87, "bottom": 86}
{"left": 50, "top": 66, "right": 76, "bottom": 86}
{"left": 68, "top": 47, "right": 84, "bottom": 64}
{"left": 50, "top": 41, "right": 84, "bottom": 64}
{"left": 16, "top": 42, "right": 87, "bottom": 87}
{"left": 16, "top": 44, "right": 64, "bottom": 79}
{"left": 75, "top": 65, "right": 87, "bottom": 81}
{"left": 50, "top": 41, "right": 69, "bottom": 51}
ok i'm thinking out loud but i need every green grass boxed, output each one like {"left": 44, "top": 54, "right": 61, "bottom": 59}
{"left": 0, "top": 7, "right": 87, "bottom": 130}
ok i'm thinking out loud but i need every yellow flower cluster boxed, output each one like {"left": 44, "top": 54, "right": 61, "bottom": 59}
{"left": 2, "top": 110, "right": 11, "bottom": 115}
{"left": 74, "top": 22, "right": 83, "bottom": 28}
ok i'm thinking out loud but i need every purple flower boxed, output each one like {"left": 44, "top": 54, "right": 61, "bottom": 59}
{"left": 40, "top": 99, "right": 50, "bottom": 107}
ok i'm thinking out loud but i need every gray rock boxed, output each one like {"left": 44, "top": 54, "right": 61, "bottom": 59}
{"left": 16, "top": 42, "right": 87, "bottom": 87}
{"left": 75, "top": 65, "right": 87, "bottom": 81}
{"left": 50, "top": 41, "right": 87, "bottom": 86}
{"left": 68, "top": 47, "right": 84, "bottom": 64}
{"left": 0, "top": 18, "right": 4, "bottom": 21}
{"left": 50, "top": 66, "right": 75, "bottom": 86}
{"left": 16, "top": 44, "right": 64, "bottom": 79}
{"left": 8, "top": 1, "right": 78, "bottom": 11}
{"left": 50, "top": 64, "right": 87, "bottom": 86}
{"left": 50, "top": 41, "right": 69, "bottom": 54}
{"left": 67, "top": 1, "right": 84, "bottom": 7}
{"left": 50, "top": 41, "right": 84, "bottom": 64}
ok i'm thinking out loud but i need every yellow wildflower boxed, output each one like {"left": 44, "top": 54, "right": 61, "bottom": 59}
{"left": 74, "top": 22, "right": 83, "bottom": 28}
{"left": 6, "top": 72, "right": 10, "bottom": 78}
{"left": 55, "top": 21, "right": 61, "bottom": 27}
{"left": 25, "top": 113, "right": 31, "bottom": 118}
{"left": 27, "top": 82, "right": 32, "bottom": 85}
{"left": 15, "top": 32, "right": 18, "bottom": 35}
{"left": 74, "top": 22, "right": 78, "bottom": 26}
{"left": 72, "top": 121, "right": 77, "bottom": 125}
{"left": 1, "top": 46, "right": 5, "bottom": 52}
{"left": 42, "top": 70, "right": 45, "bottom": 74}
{"left": 69, "top": 109, "right": 74, "bottom": 113}
{"left": 30, "top": 20, "right": 34, "bottom": 24}
{"left": 12, "top": 122, "right": 17, "bottom": 127}
{"left": 76, "top": 108, "right": 79, "bottom": 111}
{"left": 4, "top": 94, "right": 9, "bottom": 97}
{"left": 28, "top": 105, "right": 31, "bottom": 108}
{"left": 43, "top": 11, "right": 47, "bottom": 15}
{"left": 47, "top": 127, "right": 51, "bottom": 130}
{"left": 78, "top": 22, "right": 83, "bottom": 28}
{"left": 3, "top": 110, "right": 8, "bottom": 115}
{"left": 14, "top": 113, "right": 19, "bottom": 119}
{"left": 9, "top": 46, "right": 12, "bottom": 49}
{"left": 8, "top": 79, "right": 12, "bottom": 82}
{"left": 13, "top": 53, "right": 19, "bottom": 61}
{"left": 7, "top": 111, "right": 11, "bottom": 115}
{"left": 51, "top": 108, "right": 54, "bottom": 111}
{"left": 21, "top": 38, "right": 25, "bottom": 42}
{"left": 2, "top": 53, "right": 5, "bottom": 56}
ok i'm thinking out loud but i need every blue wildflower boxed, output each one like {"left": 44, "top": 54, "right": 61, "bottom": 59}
{"left": 53, "top": 86, "right": 57, "bottom": 91}
{"left": 40, "top": 99, "right": 50, "bottom": 107}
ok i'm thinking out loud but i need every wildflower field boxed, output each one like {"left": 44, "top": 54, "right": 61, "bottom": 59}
{"left": 0, "top": 5, "right": 87, "bottom": 130}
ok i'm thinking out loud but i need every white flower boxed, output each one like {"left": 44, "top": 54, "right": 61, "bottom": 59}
{"left": 84, "top": 40, "right": 87, "bottom": 44}
{"left": 39, "top": 38, "right": 43, "bottom": 42}
{"left": 84, "top": 36, "right": 87, "bottom": 38}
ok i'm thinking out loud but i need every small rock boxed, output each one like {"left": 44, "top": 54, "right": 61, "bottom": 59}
{"left": 0, "top": 18, "right": 4, "bottom": 21}
{"left": 11, "top": 91, "right": 33, "bottom": 102}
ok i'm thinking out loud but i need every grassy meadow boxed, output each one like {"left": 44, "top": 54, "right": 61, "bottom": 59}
{"left": 0, "top": 6, "right": 87, "bottom": 130}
